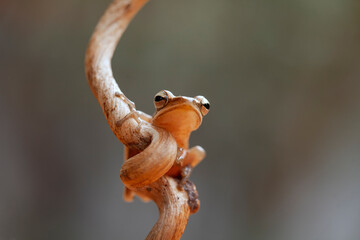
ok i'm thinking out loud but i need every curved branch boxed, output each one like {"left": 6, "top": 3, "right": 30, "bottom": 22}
{"left": 136, "top": 176, "right": 194, "bottom": 240}
{"left": 85, "top": 0, "right": 199, "bottom": 239}
{"left": 120, "top": 124, "right": 177, "bottom": 188}
{"left": 85, "top": 0, "right": 149, "bottom": 144}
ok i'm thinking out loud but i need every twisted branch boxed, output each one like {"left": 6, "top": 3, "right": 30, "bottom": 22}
{"left": 85, "top": 0, "right": 198, "bottom": 239}
{"left": 85, "top": 0, "right": 149, "bottom": 144}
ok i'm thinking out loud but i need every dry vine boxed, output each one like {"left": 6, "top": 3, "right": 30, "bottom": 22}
{"left": 85, "top": 0, "right": 201, "bottom": 239}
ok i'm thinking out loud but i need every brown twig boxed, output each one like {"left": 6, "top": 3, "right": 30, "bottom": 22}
{"left": 85, "top": 0, "right": 198, "bottom": 239}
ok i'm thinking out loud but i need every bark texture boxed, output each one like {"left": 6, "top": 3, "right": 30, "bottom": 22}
{"left": 85, "top": 0, "right": 198, "bottom": 239}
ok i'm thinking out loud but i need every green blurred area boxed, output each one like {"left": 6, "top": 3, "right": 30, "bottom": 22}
{"left": 1, "top": 0, "right": 360, "bottom": 239}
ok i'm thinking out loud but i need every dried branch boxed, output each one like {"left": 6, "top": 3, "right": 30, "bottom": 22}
{"left": 85, "top": 0, "right": 149, "bottom": 144}
{"left": 85, "top": 0, "right": 199, "bottom": 239}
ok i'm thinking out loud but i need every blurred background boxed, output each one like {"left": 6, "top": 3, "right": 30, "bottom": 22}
{"left": 1, "top": 0, "right": 360, "bottom": 239}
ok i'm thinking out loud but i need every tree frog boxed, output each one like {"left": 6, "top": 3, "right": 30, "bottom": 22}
{"left": 123, "top": 90, "right": 210, "bottom": 201}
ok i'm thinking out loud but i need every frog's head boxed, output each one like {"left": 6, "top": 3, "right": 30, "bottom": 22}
{"left": 152, "top": 90, "right": 210, "bottom": 147}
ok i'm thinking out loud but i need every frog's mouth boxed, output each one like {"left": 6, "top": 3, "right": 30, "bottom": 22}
{"left": 152, "top": 103, "right": 202, "bottom": 147}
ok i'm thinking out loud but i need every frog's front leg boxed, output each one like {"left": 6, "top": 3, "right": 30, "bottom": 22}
{"left": 183, "top": 146, "right": 206, "bottom": 168}
{"left": 178, "top": 146, "right": 206, "bottom": 186}
{"left": 116, "top": 110, "right": 152, "bottom": 127}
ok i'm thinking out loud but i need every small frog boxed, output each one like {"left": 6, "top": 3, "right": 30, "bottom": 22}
{"left": 123, "top": 90, "right": 210, "bottom": 201}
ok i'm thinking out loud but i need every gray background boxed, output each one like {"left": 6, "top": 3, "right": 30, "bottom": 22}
{"left": 1, "top": 0, "right": 360, "bottom": 239}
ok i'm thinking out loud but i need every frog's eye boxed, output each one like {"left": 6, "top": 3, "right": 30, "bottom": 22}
{"left": 154, "top": 90, "right": 170, "bottom": 109}
{"left": 195, "top": 96, "right": 210, "bottom": 116}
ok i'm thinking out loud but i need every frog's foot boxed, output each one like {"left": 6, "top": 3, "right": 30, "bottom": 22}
{"left": 123, "top": 187, "right": 151, "bottom": 203}
{"left": 123, "top": 187, "right": 135, "bottom": 202}
{"left": 176, "top": 147, "right": 187, "bottom": 165}
{"left": 184, "top": 146, "right": 206, "bottom": 168}
{"left": 114, "top": 91, "right": 136, "bottom": 111}
{"left": 176, "top": 146, "right": 206, "bottom": 189}
{"left": 116, "top": 110, "right": 152, "bottom": 127}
